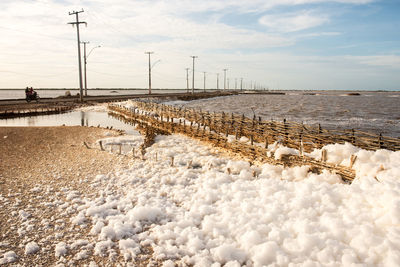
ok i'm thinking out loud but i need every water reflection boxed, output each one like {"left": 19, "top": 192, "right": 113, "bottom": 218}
{"left": 80, "top": 111, "right": 89, "bottom": 127}
{"left": 0, "top": 111, "right": 136, "bottom": 134}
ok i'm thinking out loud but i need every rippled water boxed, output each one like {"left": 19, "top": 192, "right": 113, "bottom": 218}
{"left": 166, "top": 91, "right": 400, "bottom": 137}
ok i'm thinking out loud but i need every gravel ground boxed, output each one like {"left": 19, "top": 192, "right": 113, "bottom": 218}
{"left": 0, "top": 126, "right": 151, "bottom": 266}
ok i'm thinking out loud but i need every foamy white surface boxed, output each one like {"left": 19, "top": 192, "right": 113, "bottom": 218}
{"left": 76, "top": 104, "right": 108, "bottom": 112}
{"left": 64, "top": 132, "right": 400, "bottom": 266}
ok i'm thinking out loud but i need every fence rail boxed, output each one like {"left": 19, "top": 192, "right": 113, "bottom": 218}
{"left": 106, "top": 101, "right": 400, "bottom": 182}
{"left": 111, "top": 101, "right": 399, "bottom": 152}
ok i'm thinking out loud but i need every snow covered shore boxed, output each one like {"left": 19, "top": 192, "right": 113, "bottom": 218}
{"left": 70, "top": 133, "right": 400, "bottom": 266}
{"left": 1, "top": 109, "right": 399, "bottom": 266}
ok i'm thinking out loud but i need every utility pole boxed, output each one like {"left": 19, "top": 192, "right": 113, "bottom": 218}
{"left": 81, "top": 41, "right": 89, "bottom": 96}
{"left": 216, "top": 73, "right": 219, "bottom": 90}
{"left": 240, "top": 78, "right": 243, "bottom": 90}
{"left": 68, "top": 10, "right": 86, "bottom": 102}
{"left": 223, "top": 69, "right": 228, "bottom": 90}
{"left": 190, "top": 56, "right": 198, "bottom": 94}
{"left": 185, "top": 68, "right": 189, "bottom": 93}
{"left": 203, "top": 72, "right": 206, "bottom": 92}
{"left": 145, "top": 52, "right": 154, "bottom": 94}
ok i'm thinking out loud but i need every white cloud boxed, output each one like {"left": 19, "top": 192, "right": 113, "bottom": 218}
{"left": 259, "top": 11, "right": 329, "bottom": 32}
{"left": 346, "top": 55, "right": 400, "bottom": 67}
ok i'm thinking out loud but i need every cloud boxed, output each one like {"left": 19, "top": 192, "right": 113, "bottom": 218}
{"left": 346, "top": 55, "right": 400, "bottom": 67}
{"left": 259, "top": 11, "right": 329, "bottom": 32}
{"left": 0, "top": 0, "right": 393, "bottom": 90}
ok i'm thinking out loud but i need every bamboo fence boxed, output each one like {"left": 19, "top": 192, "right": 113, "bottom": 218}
{"left": 0, "top": 106, "right": 73, "bottom": 118}
{"left": 106, "top": 101, "right": 400, "bottom": 182}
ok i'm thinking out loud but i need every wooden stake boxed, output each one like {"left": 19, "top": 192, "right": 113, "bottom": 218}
{"left": 350, "top": 155, "right": 357, "bottom": 168}
{"left": 99, "top": 140, "right": 104, "bottom": 151}
{"left": 321, "top": 149, "right": 327, "bottom": 162}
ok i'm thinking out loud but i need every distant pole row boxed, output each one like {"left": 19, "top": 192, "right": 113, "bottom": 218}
{"left": 69, "top": 10, "right": 267, "bottom": 100}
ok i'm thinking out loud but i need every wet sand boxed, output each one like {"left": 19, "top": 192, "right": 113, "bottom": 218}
{"left": 0, "top": 126, "right": 136, "bottom": 266}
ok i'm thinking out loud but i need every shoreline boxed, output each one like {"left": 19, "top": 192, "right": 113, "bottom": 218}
{"left": 0, "top": 126, "right": 134, "bottom": 266}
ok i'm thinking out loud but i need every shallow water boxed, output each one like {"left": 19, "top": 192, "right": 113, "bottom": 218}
{"left": 0, "top": 111, "right": 137, "bottom": 134}
{"left": 166, "top": 91, "right": 400, "bottom": 137}
{"left": 1, "top": 91, "right": 399, "bottom": 138}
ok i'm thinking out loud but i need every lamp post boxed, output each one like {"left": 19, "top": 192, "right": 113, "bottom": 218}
{"left": 145, "top": 52, "right": 154, "bottom": 94}
{"left": 82, "top": 43, "right": 100, "bottom": 96}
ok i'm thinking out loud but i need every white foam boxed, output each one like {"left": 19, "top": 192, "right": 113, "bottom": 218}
{"left": 25, "top": 241, "right": 39, "bottom": 255}
{"left": 60, "top": 131, "right": 400, "bottom": 265}
{"left": 55, "top": 242, "right": 68, "bottom": 257}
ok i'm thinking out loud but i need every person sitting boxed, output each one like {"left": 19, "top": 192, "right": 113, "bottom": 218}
{"left": 29, "top": 87, "right": 37, "bottom": 98}
{"left": 25, "top": 87, "right": 31, "bottom": 97}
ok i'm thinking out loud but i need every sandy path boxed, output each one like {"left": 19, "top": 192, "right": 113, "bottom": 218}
{"left": 0, "top": 126, "right": 137, "bottom": 266}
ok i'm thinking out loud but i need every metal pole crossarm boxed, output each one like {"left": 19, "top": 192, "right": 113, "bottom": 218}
{"left": 69, "top": 9, "right": 84, "bottom": 15}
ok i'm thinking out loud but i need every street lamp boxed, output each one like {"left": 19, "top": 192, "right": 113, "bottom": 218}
{"left": 82, "top": 43, "right": 101, "bottom": 96}
{"left": 145, "top": 52, "right": 154, "bottom": 94}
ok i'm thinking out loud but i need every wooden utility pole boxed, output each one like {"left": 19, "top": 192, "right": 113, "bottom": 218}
{"left": 190, "top": 56, "right": 198, "bottom": 94}
{"left": 145, "top": 52, "right": 154, "bottom": 94}
{"left": 223, "top": 69, "right": 228, "bottom": 90}
{"left": 203, "top": 72, "right": 206, "bottom": 92}
{"left": 68, "top": 10, "right": 86, "bottom": 102}
{"left": 185, "top": 68, "right": 189, "bottom": 93}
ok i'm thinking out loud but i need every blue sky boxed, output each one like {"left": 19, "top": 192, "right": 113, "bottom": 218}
{"left": 0, "top": 0, "right": 399, "bottom": 90}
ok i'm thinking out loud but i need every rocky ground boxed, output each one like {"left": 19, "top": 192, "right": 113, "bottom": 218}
{"left": 0, "top": 126, "right": 151, "bottom": 266}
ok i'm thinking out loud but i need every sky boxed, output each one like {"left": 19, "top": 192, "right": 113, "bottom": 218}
{"left": 0, "top": 0, "right": 399, "bottom": 90}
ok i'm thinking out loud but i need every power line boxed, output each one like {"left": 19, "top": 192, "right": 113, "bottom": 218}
{"left": 0, "top": 25, "right": 74, "bottom": 42}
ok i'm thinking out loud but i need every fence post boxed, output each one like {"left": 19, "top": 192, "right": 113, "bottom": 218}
{"left": 299, "top": 134, "right": 303, "bottom": 157}
{"left": 283, "top": 118, "right": 288, "bottom": 144}
{"left": 378, "top": 133, "right": 384, "bottom": 149}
